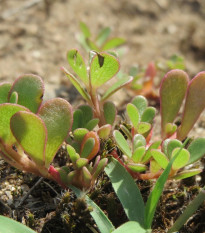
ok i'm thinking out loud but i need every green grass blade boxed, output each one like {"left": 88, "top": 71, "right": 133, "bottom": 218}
{"left": 144, "top": 139, "right": 189, "bottom": 229}
{"left": 168, "top": 188, "right": 205, "bottom": 233}
{"left": 70, "top": 186, "right": 115, "bottom": 233}
{"left": 105, "top": 158, "right": 145, "bottom": 226}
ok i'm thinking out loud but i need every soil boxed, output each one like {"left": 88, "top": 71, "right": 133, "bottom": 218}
{"left": 0, "top": 0, "right": 205, "bottom": 232}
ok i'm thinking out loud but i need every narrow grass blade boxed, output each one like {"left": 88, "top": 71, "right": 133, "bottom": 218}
{"left": 168, "top": 188, "right": 205, "bottom": 233}
{"left": 0, "top": 215, "right": 36, "bottom": 233}
{"left": 105, "top": 158, "right": 145, "bottom": 226}
{"left": 70, "top": 186, "right": 115, "bottom": 233}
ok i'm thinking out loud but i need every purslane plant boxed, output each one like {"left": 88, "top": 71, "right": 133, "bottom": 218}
{"left": 62, "top": 49, "right": 133, "bottom": 128}
{"left": 0, "top": 74, "right": 107, "bottom": 190}
{"left": 112, "top": 69, "right": 205, "bottom": 180}
{"left": 77, "top": 22, "right": 126, "bottom": 52}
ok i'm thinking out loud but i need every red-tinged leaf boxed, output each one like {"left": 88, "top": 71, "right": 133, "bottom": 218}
{"left": 80, "top": 131, "right": 100, "bottom": 161}
{"left": 90, "top": 52, "right": 120, "bottom": 89}
{"left": 67, "top": 49, "right": 89, "bottom": 86}
{"left": 80, "top": 138, "right": 95, "bottom": 159}
{"left": 145, "top": 62, "right": 157, "bottom": 80}
{"left": 38, "top": 98, "right": 73, "bottom": 167}
{"left": 160, "top": 70, "right": 188, "bottom": 138}
{"left": 9, "top": 74, "right": 44, "bottom": 113}
{"left": 11, "top": 111, "right": 47, "bottom": 166}
{"left": 0, "top": 83, "right": 11, "bottom": 103}
{"left": 0, "top": 104, "right": 30, "bottom": 145}
{"left": 177, "top": 72, "right": 205, "bottom": 140}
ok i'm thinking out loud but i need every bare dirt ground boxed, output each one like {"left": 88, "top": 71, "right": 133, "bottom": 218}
{"left": 0, "top": 0, "right": 205, "bottom": 232}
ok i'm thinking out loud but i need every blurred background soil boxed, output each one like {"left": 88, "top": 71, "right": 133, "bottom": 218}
{"left": 1, "top": 0, "right": 205, "bottom": 101}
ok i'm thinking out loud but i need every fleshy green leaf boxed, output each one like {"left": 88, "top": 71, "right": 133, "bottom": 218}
{"left": 187, "top": 138, "right": 205, "bottom": 165}
{"left": 141, "top": 107, "right": 156, "bottom": 123}
{"left": 11, "top": 111, "right": 46, "bottom": 166}
{"left": 73, "top": 128, "right": 89, "bottom": 142}
{"left": 9, "top": 91, "right": 18, "bottom": 104}
{"left": 132, "top": 146, "right": 146, "bottom": 163}
{"left": 9, "top": 74, "right": 44, "bottom": 113}
{"left": 103, "top": 101, "right": 116, "bottom": 125}
{"left": 67, "top": 145, "right": 80, "bottom": 163}
{"left": 80, "top": 22, "right": 91, "bottom": 38}
{"left": 151, "top": 149, "right": 169, "bottom": 169}
{"left": 132, "top": 96, "right": 148, "bottom": 116}
{"left": 80, "top": 138, "right": 95, "bottom": 159}
{"left": 90, "top": 52, "right": 120, "bottom": 89}
{"left": 165, "top": 123, "right": 177, "bottom": 137}
{"left": 101, "top": 76, "right": 133, "bottom": 101}
{"left": 150, "top": 160, "right": 161, "bottom": 173}
{"left": 76, "top": 158, "right": 88, "bottom": 169}
{"left": 92, "top": 158, "right": 108, "bottom": 179}
{"left": 127, "top": 103, "right": 140, "bottom": 128}
{"left": 127, "top": 163, "right": 147, "bottom": 172}
{"left": 112, "top": 221, "right": 147, "bottom": 233}
{"left": 171, "top": 148, "right": 190, "bottom": 170}
{"left": 167, "top": 139, "right": 182, "bottom": 159}
{"left": 67, "top": 49, "right": 89, "bottom": 85}
{"left": 82, "top": 167, "right": 92, "bottom": 186}
{"left": 97, "top": 124, "right": 112, "bottom": 139}
{"left": 173, "top": 169, "right": 202, "bottom": 180}
{"left": 38, "top": 98, "right": 72, "bottom": 167}
{"left": 132, "top": 134, "right": 146, "bottom": 151}
{"left": 0, "top": 83, "right": 11, "bottom": 103}
{"left": 113, "top": 130, "right": 132, "bottom": 158}
{"left": 160, "top": 70, "right": 188, "bottom": 137}
{"left": 96, "top": 27, "right": 111, "bottom": 47}
{"left": 72, "top": 109, "right": 83, "bottom": 130}
{"left": 78, "top": 105, "right": 93, "bottom": 125}
{"left": 85, "top": 118, "right": 99, "bottom": 131}
{"left": 62, "top": 67, "right": 91, "bottom": 103}
{"left": 105, "top": 158, "right": 145, "bottom": 226}
{"left": 102, "top": 38, "right": 126, "bottom": 50}
{"left": 177, "top": 72, "right": 205, "bottom": 140}
{"left": 141, "top": 140, "right": 161, "bottom": 163}
{"left": 0, "top": 215, "right": 36, "bottom": 233}
{"left": 137, "top": 122, "right": 151, "bottom": 135}
{"left": 0, "top": 104, "right": 29, "bottom": 145}
{"left": 80, "top": 132, "right": 100, "bottom": 160}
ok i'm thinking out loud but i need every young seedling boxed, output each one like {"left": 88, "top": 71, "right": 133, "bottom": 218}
{"left": 62, "top": 49, "right": 133, "bottom": 127}
{"left": 77, "top": 22, "right": 126, "bottom": 52}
